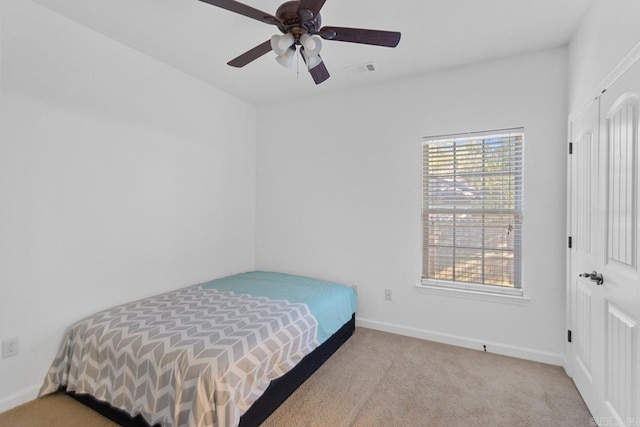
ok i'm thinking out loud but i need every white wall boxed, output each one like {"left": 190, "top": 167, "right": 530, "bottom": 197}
{"left": 0, "top": 1, "right": 256, "bottom": 410}
{"left": 568, "top": 0, "right": 640, "bottom": 111}
{"left": 256, "top": 48, "right": 568, "bottom": 364}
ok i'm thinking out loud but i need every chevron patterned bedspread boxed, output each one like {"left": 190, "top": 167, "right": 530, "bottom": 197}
{"left": 39, "top": 284, "right": 319, "bottom": 427}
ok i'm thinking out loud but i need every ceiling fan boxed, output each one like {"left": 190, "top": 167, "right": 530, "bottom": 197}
{"left": 198, "top": 0, "right": 401, "bottom": 84}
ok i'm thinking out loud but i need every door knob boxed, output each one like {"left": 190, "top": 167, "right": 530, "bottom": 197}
{"left": 579, "top": 271, "right": 604, "bottom": 285}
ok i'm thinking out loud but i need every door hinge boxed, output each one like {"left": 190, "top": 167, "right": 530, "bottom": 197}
{"left": 568, "top": 236, "right": 573, "bottom": 248}
{"left": 569, "top": 142, "right": 573, "bottom": 154}
{"left": 568, "top": 330, "right": 572, "bottom": 343}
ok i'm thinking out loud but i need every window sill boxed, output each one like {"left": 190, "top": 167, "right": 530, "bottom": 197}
{"left": 416, "top": 282, "right": 530, "bottom": 305}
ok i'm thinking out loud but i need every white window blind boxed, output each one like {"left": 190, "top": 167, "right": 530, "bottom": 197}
{"left": 422, "top": 129, "right": 524, "bottom": 290}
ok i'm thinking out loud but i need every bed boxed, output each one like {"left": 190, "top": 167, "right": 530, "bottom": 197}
{"left": 39, "top": 271, "right": 357, "bottom": 427}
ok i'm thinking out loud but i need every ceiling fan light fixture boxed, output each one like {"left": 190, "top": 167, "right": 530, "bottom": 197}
{"left": 275, "top": 47, "right": 296, "bottom": 68}
{"left": 300, "top": 34, "right": 322, "bottom": 57}
{"left": 270, "top": 33, "right": 295, "bottom": 56}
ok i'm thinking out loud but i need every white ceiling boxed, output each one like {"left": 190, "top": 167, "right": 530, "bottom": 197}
{"left": 32, "top": 0, "right": 593, "bottom": 105}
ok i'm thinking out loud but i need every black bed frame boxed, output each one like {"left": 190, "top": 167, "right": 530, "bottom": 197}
{"left": 69, "top": 314, "right": 355, "bottom": 426}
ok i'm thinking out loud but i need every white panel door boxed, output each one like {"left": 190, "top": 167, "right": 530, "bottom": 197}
{"left": 598, "top": 63, "right": 639, "bottom": 425}
{"left": 569, "top": 59, "right": 640, "bottom": 426}
{"left": 569, "top": 97, "right": 606, "bottom": 418}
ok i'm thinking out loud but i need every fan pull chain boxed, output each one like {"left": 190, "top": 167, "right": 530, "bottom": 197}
{"left": 296, "top": 49, "right": 299, "bottom": 80}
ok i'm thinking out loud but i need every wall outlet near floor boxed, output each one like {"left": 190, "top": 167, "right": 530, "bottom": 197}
{"left": 2, "top": 337, "right": 19, "bottom": 359}
{"left": 384, "top": 289, "right": 392, "bottom": 301}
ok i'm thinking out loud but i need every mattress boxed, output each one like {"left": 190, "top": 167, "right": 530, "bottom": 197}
{"left": 201, "top": 271, "right": 357, "bottom": 343}
{"left": 39, "top": 271, "right": 356, "bottom": 427}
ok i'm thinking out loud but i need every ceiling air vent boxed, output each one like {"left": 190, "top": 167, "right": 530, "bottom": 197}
{"left": 345, "top": 62, "right": 376, "bottom": 75}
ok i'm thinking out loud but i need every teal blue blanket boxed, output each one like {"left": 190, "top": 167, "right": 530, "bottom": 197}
{"left": 202, "top": 271, "right": 357, "bottom": 344}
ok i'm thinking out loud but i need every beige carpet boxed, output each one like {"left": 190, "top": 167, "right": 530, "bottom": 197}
{"left": 0, "top": 392, "right": 117, "bottom": 427}
{"left": 0, "top": 328, "right": 592, "bottom": 427}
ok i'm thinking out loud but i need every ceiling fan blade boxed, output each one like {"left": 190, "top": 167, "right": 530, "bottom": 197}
{"left": 299, "top": 49, "right": 330, "bottom": 85}
{"left": 198, "top": 0, "right": 281, "bottom": 26}
{"left": 310, "top": 61, "right": 330, "bottom": 85}
{"left": 227, "top": 40, "right": 272, "bottom": 68}
{"left": 309, "top": 60, "right": 330, "bottom": 85}
{"left": 319, "top": 26, "right": 401, "bottom": 47}
{"left": 297, "top": 0, "right": 327, "bottom": 19}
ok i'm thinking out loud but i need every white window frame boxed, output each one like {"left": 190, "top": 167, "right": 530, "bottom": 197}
{"left": 418, "top": 128, "right": 526, "bottom": 300}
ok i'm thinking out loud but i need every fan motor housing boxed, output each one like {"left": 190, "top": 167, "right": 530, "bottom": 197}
{"left": 276, "top": 1, "right": 321, "bottom": 36}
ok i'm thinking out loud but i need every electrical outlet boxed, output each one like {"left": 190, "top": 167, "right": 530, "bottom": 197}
{"left": 2, "top": 337, "right": 19, "bottom": 359}
{"left": 384, "top": 289, "right": 392, "bottom": 301}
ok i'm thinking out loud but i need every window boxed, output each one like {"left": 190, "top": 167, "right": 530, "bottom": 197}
{"left": 421, "top": 129, "right": 524, "bottom": 296}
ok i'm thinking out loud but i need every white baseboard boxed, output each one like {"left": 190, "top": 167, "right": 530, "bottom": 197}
{"left": 0, "top": 385, "right": 40, "bottom": 414}
{"left": 356, "top": 317, "right": 565, "bottom": 366}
